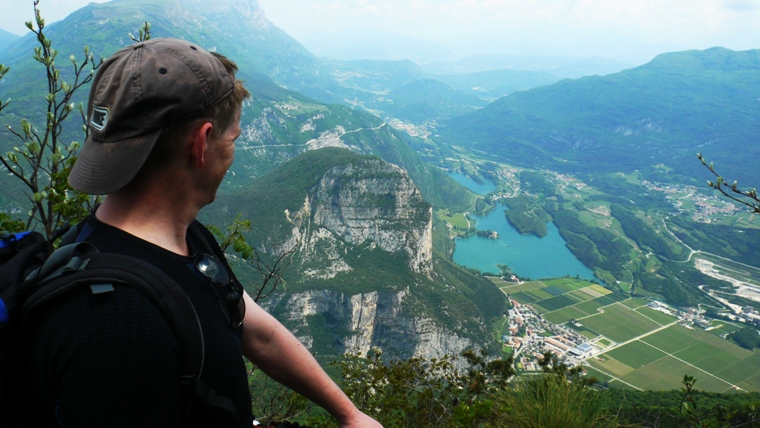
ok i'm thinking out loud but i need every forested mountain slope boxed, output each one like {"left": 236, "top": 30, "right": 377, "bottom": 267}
{"left": 444, "top": 47, "right": 760, "bottom": 185}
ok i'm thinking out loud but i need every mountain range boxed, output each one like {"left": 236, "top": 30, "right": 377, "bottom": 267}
{"left": 443, "top": 47, "right": 760, "bottom": 186}
{"left": 0, "top": 28, "right": 18, "bottom": 56}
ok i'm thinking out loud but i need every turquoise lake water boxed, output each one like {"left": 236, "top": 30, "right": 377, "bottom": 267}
{"left": 447, "top": 172, "right": 595, "bottom": 280}
{"left": 448, "top": 173, "right": 497, "bottom": 195}
{"left": 452, "top": 204, "right": 596, "bottom": 280}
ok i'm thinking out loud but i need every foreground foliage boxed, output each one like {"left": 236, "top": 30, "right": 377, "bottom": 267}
{"left": 257, "top": 349, "right": 760, "bottom": 428}
{"left": 493, "top": 375, "right": 617, "bottom": 428}
{"left": 0, "top": 0, "right": 100, "bottom": 237}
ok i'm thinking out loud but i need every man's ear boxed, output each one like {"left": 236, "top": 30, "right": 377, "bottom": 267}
{"left": 190, "top": 122, "right": 214, "bottom": 168}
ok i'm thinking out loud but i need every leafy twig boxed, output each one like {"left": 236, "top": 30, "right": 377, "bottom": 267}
{"left": 697, "top": 153, "right": 760, "bottom": 214}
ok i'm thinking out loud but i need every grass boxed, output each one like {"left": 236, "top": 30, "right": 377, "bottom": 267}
{"left": 502, "top": 281, "right": 550, "bottom": 293}
{"left": 588, "top": 284, "right": 613, "bottom": 296}
{"left": 587, "top": 324, "right": 760, "bottom": 392}
{"left": 511, "top": 292, "right": 539, "bottom": 304}
{"left": 674, "top": 343, "right": 724, "bottom": 366}
{"left": 716, "top": 353, "right": 760, "bottom": 385}
{"left": 569, "top": 323, "right": 600, "bottom": 339}
{"left": 543, "top": 285, "right": 567, "bottom": 296}
{"left": 583, "top": 366, "right": 615, "bottom": 385}
{"left": 591, "top": 356, "right": 635, "bottom": 378}
{"left": 640, "top": 326, "right": 702, "bottom": 354}
{"left": 505, "top": 280, "right": 760, "bottom": 392}
{"left": 574, "top": 299, "right": 606, "bottom": 316}
{"left": 492, "top": 375, "right": 619, "bottom": 428}
{"left": 621, "top": 297, "right": 649, "bottom": 308}
{"left": 567, "top": 289, "right": 594, "bottom": 301}
{"left": 437, "top": 209, "right": 470, "bottom": 229}
{"left": 625, "top": 356, "right": 734, "bottom": 393}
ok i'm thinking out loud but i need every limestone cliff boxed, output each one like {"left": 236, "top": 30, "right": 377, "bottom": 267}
{"left": 215, "top": 148, "right": 505, "bottom": 360}
{"left": 265, "top": 289, "right": 473, "bottom": 360}
{"left": 294, "top": 159, "right": 433, "bottom": 276}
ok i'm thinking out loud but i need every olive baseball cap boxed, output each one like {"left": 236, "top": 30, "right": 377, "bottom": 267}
{"left": 68, "top": 38, "right": 234, "bottom": 194}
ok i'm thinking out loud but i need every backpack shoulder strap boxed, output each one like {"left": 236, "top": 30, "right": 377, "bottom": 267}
{"left": 24, "top": 253, "right": 206, "bottom": 378}
{"left": 22, "top": 250, "right": 238, "bottom": 420}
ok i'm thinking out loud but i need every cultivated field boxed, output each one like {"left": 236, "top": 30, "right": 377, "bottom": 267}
{"left": 591, "top": 325, "right": 760, "bottom": 392}
{"left": 496, "top": 278, "right": 760, "bottom": 392}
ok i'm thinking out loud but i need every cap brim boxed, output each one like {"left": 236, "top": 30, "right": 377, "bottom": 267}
{"left": 68, "top": 129, "right": 162, "bottom": 195}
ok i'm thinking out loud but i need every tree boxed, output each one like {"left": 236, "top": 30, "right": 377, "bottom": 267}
{"left": 0, "top": 0, "right": 102, "bottom": 238}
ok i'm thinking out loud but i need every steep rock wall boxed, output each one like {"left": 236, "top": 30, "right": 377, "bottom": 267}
{"left": 271, "top": 289, "right": 472, "bottom": 360}
{"left": 308, "top": 159, "right": 433, "bottom": 274}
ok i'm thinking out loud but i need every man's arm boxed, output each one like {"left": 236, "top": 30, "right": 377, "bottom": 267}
{"left": 240, "top": 292, "right": 382, "bottom": 428}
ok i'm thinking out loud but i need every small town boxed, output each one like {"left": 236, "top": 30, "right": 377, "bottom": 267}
{"left": 642, "top": 180, "right": 741, "bottom": 222}
{"left": 501, "top": 292, "right": 751, "bottom": 373}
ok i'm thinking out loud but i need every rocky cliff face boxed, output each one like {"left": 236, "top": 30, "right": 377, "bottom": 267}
{"left": 215, "top": 148, "right": 501, "bottom": 360}
{"left": 256, "top": 156, "right": 478, "bottom": 360}
{"left": 279, "top": 158, "right": 433, "bottom": 277}
{"left": 310, "top": 160, "right": 433, "bottom": 274}
{"left": 267, "top": 289, "right": 474, "bottom": 360}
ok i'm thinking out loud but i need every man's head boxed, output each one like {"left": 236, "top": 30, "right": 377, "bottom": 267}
{"left": 68, "top": 38, "right": 249, "bottom": 195}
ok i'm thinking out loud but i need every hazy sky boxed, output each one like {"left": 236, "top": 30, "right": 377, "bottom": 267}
{"left": 258, "top": 0, "right": 760, "bottom": 63}
{"left": 1, "top": 0, "right": 758, "bottom": 64}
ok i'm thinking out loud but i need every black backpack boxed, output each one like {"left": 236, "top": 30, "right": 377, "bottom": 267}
{"left": 0, "top": 223, "right": 238, "bottom": 425}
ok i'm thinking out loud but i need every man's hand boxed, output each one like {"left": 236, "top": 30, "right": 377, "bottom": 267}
{"left": 339, "top": 409, "right": 382, "bottom": 428}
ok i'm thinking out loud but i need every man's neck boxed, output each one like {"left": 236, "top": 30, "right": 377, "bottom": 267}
{"left": 96, "top": 191, "right": 200, "bottom": 256}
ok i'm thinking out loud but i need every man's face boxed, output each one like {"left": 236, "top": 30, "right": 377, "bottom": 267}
{"left": 205, "top": 107, "right": 242, "bottom": 202}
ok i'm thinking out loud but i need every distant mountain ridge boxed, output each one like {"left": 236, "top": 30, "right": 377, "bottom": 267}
{"left": 369, "top": 79, "right": 488, "bottom": 123}
{"left": 0, "top": 28, "right": 18, "bottom": 57}
{"left": 444, "top": 47, "right": 760, "bottom": 185}
{"left": 424, "top": 53, "right": 632, "bottom": 78}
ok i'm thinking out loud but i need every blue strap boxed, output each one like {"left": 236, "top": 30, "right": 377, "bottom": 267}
{"left": 0, "top": 299, "right": 8, "bottom": 323}
{"left": 74, "top": 222, "right": 94, "bottom": 243}
{"left": 0, "top": 232, "right": 33, "bottom": 249}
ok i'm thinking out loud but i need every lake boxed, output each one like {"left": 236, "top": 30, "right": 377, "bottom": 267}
{"left": 453, "top": 204, "right": 596, "bottom": 280}
{"left": 447, "top": 172, "right": 595, "bottom": 280}
{"left": 448, "top": 172, "right": 497, "bottom": 195}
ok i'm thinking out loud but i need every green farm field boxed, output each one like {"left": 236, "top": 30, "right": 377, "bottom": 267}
{"left": 578, "top": 303, "right": 666, "bottom": 343}
{"left": 590, "top": 325, "right": 760, "bottom": 392}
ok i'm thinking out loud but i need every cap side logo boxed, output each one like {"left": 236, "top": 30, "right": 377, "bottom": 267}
{"left": 90, "top": 107, "right": 109, "bottom": 131}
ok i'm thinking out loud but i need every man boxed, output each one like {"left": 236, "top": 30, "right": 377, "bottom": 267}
{"left": 17, "top": 38, "right": 381, "bottom": 427}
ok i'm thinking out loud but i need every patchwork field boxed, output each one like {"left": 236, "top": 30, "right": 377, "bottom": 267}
{"left": 495, "top": 278, "right": 760, "bottom": 392}
{"left": 590, "top": 325, "right": 760, "bottom": 392}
